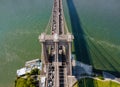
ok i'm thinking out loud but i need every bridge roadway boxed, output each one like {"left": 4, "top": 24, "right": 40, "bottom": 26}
{"left": 47, "top": 0, "right": 67, "bottom": 87}
{"left": 52, "top": 0, "right": 64, "bottom": 35}
{"left": 46, "top": 0, "right": 66, "bottom": 87}
{"left": 39, "top": 0, "right": 74, "bottom": 87}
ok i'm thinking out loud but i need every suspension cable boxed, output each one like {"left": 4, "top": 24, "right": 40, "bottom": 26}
{"left": 45, "top": 0, "right": 55, "bottom": 34}
{"left": 63, "top": 9, "right": 69, "bottom": 34}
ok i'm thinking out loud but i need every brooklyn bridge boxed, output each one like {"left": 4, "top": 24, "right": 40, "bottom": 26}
{"left": 39, "top": 0, "right": 76, "bottom": 87}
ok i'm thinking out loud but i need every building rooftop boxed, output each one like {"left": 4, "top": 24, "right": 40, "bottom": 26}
{"left": 17, "top": 67, "right": 26, "bottom": 77}
{"left": 17, "top": 58, "right": 42, "bottom": 77}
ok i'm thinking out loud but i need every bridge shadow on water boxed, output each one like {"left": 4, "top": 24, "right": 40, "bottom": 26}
{"left": 66, "top": 1, "right": 95, "bottom": 86}
{"left": 66, "top": 0, "right": 120, "bottom": 80}
{"left": 66, "top": 0, "right": 91, "bottom": 65}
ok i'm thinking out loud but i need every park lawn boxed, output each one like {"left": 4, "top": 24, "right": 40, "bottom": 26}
{"left": 74, "top": 78, "right": 120, "bottom": 87}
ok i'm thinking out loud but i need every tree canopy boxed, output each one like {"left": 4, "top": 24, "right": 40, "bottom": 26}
{"left": 15, "top": 68, "right": 40, "bottom": 87}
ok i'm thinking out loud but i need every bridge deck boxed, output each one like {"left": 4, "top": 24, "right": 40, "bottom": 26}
{"left": 39, "top": 0, "right": 74, "bottom": 87}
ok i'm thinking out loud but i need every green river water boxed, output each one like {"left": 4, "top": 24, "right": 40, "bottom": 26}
{"left": 0, "top": 0, "right": 120, "bottom": 87}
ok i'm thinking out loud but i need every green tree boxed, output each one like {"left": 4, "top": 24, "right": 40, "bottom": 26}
{"left": 15, "top": 78, "right": 27, "bottom": 87}
{"left": 15, "top": 77, "right": 36, "bottom": 87}
{"left": 30, "top": 68, "right": 40, "bottom": 75}
{"left": 15, "top": 68, "right": 41, "bottom": 87}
